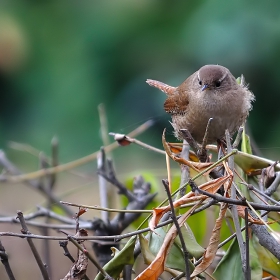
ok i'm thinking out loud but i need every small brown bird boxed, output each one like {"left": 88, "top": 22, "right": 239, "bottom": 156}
{"left": 147, "top": 65, "right": 255, "bottom": 143}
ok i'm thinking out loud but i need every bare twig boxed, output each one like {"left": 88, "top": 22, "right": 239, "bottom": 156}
{"left": 245, "top": 208, "right": 251, "bottom": 280}
{"left": 98, "top": 158, "right": 137, "bottom": 202}
{"left": 98, "top": 148, "right": 109, "bottom": 221}
{"left": 60, "top": 201, "right": 151, "bottom": 213}
{"left": 232, "top": 126, "right": 244, "bottom": 148}
{"left": 109, "top": 132, "right": 165, "bottom": 155}
{"left": 225, "top": 129, "right": 246, "bottom": 275}
{"left": 201, "top": 118, "right": 213, "bottom": 154}
{"left": 0, "top": 151, "right": 74, "bottom": 216}
{"left": 17, "top": 211, "right": 50, "bottom": 280}
{"left": 250, "top": 222, "right": 280, "bottom": 260}
{"left": 162, "top": 179, "right": 190, "bottom": 280}
{"left": 137, "top": 149, "right": 237, "bottom": 231}
{"left": 59, "top": 241, "right": 75, "bottom": 263}
{"left": 246, "top": 183, "right": 280, "bottom": 206}
{"left": 179, "top": 129, "right": 200, "bottom": 157}
{"left": 39, "top": 152, "right": 52, "bottom": 278}
{"left": 67, "top": 235, "right": 114, "bottom": 280}
{"left": 178, "top": 140, "right": 190, "bottom": 197}
{"left": 265, "top": 172, "right": 280, "bottom": 196}
{"left": 0, "top": 239, "right": 16, "bottom": 280}
{"left": 189, "top": 185, "right": 280, "bottom": 211}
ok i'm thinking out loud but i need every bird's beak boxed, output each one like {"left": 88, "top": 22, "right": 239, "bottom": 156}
{"left": 201, "top": 84, "right": 209, "bottom": 91}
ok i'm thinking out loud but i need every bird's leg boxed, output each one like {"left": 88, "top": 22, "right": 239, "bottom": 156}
{"left": 179, "top": 128, "right": 200, "bottom": 156}
{"left": 232, "top": 126, "right": 244, "bottom": 149}
{"left": 179, "top": 127, "right": 209, "bottom": 163}
{"left": 199, "top": 118, "right": 213, "bottom": 162}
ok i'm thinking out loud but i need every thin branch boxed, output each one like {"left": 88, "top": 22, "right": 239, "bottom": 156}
{"left": 200, "top": 117, "right": 213, "bottom": 161}
{"left": 162, "top": 179, "right": 190, "bottom": 280}
{"left": 189, "top": 184, "right": 280, "bottom": 211}
{"left": 245, "top": 208, "right": 251, "bottom": 280}
{"left": 265, "top": 172, "right": 280, "bottom": 196}
{"left": 0, "top": 239, "right": 16, "bottom": 280}
{"left": 232, "top": 126, "right": 244, "bottom": 148}
{"left": 178, "top": 140, "right": 190, "bottom": 197}
{"left": 225, "top": 129, "right": 246, "bottom": 275}
{"left": 67, "top": 235, "right": 114, "bottom": 280}
{"left": 17, "top": 211, "right": 50, "bottom": 280}
{"left": 39, "top": 152, "right": 53, "bottom": 279}
{"left": 109, "top": 132, "right": 165, "bottom": 155}
{"left": 98, "top": 147, "right": 109, "bottom": 221}
{"left": 179, "top": 129, "right": 200, "bottom": 157}
{"left": 250, "top": 222, "right": 280, "bottom": 260}
{"left": 246, "top": 183, "right": 280, "bottom": 206}
{"left": 59, "top": 241, "right": 75, "bottom": 263}
{"left": 60, "top": 201, "right": 151, "bottom": 213}
{"left": 98, "top": 158, "right": 137, "bottom": 202}
{"left": 137, "top": 149, "right": 237, "bottom": 231}
{"left": 0, "top": 151, "right": 74, "bottom": 216}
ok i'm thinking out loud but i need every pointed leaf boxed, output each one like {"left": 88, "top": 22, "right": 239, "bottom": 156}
{"left": 191, "top": 202, "right": 228, "bottom": 277}
{"left": 149, "top": 227, "right": 186, "bottom": 271}
{"left": 252, "top": 234, "right": 280, "bottom": 278}
{"left": 174, "top": 222, "right": 205, "bottom": 259}
{"left": 149, "top": 175, "right": 230, "bottom": 231}
{"left": 94, "top": 236, "right": 136, "bottom": 280}
{"left": 213, "top": 238, "right": 262, "bottom": 280}
{"left": 136, "top": 203, "right": 200, "bottom": 280}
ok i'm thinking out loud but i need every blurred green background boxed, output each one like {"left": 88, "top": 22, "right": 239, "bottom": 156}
{"left": 1, "top": 0, "right": 280, "bottom": 164}
{"left": 1, "top": 1, "right": 280, "bottom": 278}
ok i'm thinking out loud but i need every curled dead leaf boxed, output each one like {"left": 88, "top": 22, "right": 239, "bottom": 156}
{"left": 237, "top": 206, "right": 270, "bottom": 225}
{"left": 149, "top": 175, "right": 231, "bottom": 231}
{"left": 61, "top": 242, "right": 88, "bottom": 280}
{"left": 191, "top": 203, "right": 228, "bottom": 277}
{"left": 110, "top": 133, "right": 132, "bottom": 146}
{"left": 75, "top": 208, "right": 88, "bottom": 218}
{"left": 136, "top": 203, "right": 202, "bottom": 280}
{"left": 149, "top": 195, "right": 207, "bottom": 231}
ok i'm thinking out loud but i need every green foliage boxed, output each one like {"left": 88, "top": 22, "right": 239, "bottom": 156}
{"left": 213, "top": 238, "right": 262, "bottom": 280}
{"left": 95, "top": 236, "right": 136, "bottom": 280}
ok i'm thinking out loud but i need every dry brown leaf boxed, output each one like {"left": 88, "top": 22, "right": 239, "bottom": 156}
{"left": 236, "top": 205, "right": 268, "bottom": 225}
{"left": 112, "top": 133, "right": 132, "bottom": 146}
{"left": 167, "top": 143, "right": 183, "bottom": 154}
{"left": 199, "top": 175, "right": 231, "bottom": 193}
{"left": 75, "top": 208, "right": 88, "bottom": 218}
{"left": 149, "top": 175, "right": 231, "bottom": 231}
{"left": 149, "top": 195, "right": 207, "bottom": 231}
{"left": 261, "top": 161, "right": 278, "bottom": 188}
{"left": 191, "top": 202, "right": 228, "bottom": 277}
{"left": 162, "top": 129, "right": 218, "bottom": 173}
{"left": 61, "top": 230, "right": 88, "bottom": 280}
{"left": 166, "top": 142, "right": 199, "bottom": 162}
{"left": 61, "top": 248, "right": 88, "bottom": 280}
{"left": 136, "top": 202, "right": 202, "bottom": 280}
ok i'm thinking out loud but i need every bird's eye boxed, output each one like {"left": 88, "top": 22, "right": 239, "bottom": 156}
{"left": 198, "top": 80, "right": 202, "bottom": 86}
{"left": 215, "top": 81, "right": 221, "bottom": 87}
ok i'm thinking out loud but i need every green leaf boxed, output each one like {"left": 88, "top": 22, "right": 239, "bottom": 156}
{"left": 149, "top": 227, "right": 186, "bottom": 271}
{"left": 139, "top": 233, "right": 192, "bottom": 277}
{"left": 213, "top": 238, "right": 262, "bottom": 280}
{"left": 174, "top": 222, "right": 205, "bottom": 259}
{"left": 94, "top": 236, "right": 136, "bottom": 280}
{"left": 241, "top": 130, "right": 252, "bottom": 155}
{"left": 186, "top": 207, "right": 207, "bottom": 245}
{"left": 252, "top": 234, "right": 280, "bottom": 278}
{"left": 139, "top": 233, "right": 157, "bottom": 265}
{"left": 234, "top": 151, "right": 280, "bottom": 173}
